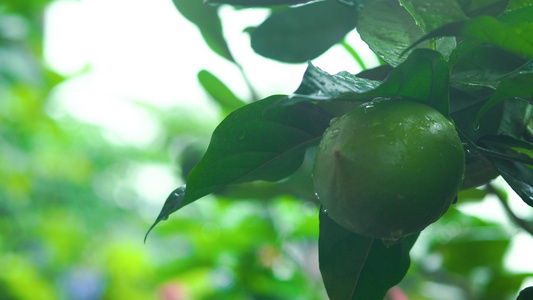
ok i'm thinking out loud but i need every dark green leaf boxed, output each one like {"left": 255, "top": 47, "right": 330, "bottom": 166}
{"left": 250, "top": 0, "right": 358, "bottom": 63}
{"left": 363, "top": 49, "right": 450, "bottom": 116}
{"left": 172, "top": 0, "right": 234, "bottom": 62}
{"left": 452, "top": 95, "right": 533, "bottom": 142}
{"left": 489, "top": 157, "right": 533, "bottom": 206}
{"left": 507, "top": 0, "right": 533, "bottom": 10}
{"left": 145, "top": 185, "right": 186, "bottom": 242}
{"left": 357, "top": 0, "right": 456, "bottom": 66}
{"left": 474, "top": 74, "right": 533, "bottom": 127}
{"left": 517, "top": 286, "right": 533, "bottom": 300}
{"left": 294, "top": 62, "right": 381, "bottom": 100}
{"left": 197, "top": 70, "right": 246, "bottom": 115}
{"left": 399, "top": 0, "right": 468, "bottom": 32}
{"left": 207, "top": 0, "right": 319, "bottom": 6}
{"left": 356, "top": 65, "right": 393, "bottom": 81}
{"left": 319, "top": 209, "right": 418, "bottom": 300}
{"left": 461, "top": 15, "right": 533, "bottom": 57}
{"left": 450, "top": 44, "right": 527, "bottom": 89}
{"left": 481, "top": 134, "right": 533, "bottom": 150}
{"left": 182, "top": 95, "right": 332, "bottom": 209}
{"left": 407, "top": 6, "right": 533, "bottom": 58}
{"left": 290, "top": 50, "right": 450, "bottom": 116}
{"left": 357, "top": 0, "right": 423, "bottom": 66}
{"left": 459, "top": 0, "right": 510, "bottom": 18}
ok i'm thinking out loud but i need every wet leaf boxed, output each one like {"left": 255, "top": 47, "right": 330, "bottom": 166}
{"left": 145, "top": 186, "right": 186, "bottom": 242}
{"left": 319, "top": 209, "right": 419, "bottom": 300}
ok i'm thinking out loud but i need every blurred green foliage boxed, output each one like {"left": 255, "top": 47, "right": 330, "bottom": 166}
{"left": 1, "top": 0, "right": 532, "bottom": 300}
{"left": 0, "top": 1, "right": 326, "bottom": 299}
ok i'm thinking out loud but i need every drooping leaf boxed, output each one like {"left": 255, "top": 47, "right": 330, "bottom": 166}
{"left": 250, "top": 0, "right": 359, "bottom": 63}
{"left": 197, "top": 69, "right": 246, "bottom": 115}
{"left": 172, "top": 0, "right": 234, "bottom": 62}
{"left": 399, "top": 0, "right": 468, "bottom": 32}
{"left": 145, "top": 185, "right": 186, "bottom": 242}
{"left": 319, "top": 209, "right": 419, "bottom": 300}
{"left": 489, "top": 157, "right": 533, "bottom": 207}
{"left": 181, "top": 95, "right": 332, "bottom": 210}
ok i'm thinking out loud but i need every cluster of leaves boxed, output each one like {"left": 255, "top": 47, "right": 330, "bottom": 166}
{"left": 151, "top": 0, "right": 533, "bottom": 299}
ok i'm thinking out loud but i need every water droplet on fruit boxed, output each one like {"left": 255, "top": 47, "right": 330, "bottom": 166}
{"left": 322, "top": 208, "right": 328, "bottom": 214}
{"left": 364, "top": 103, "right": 375, "bottom": 114}
{"left": 314, "top": 192, "right": 320, "bottom": 200}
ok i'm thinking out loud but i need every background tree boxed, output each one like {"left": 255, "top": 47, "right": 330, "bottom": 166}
{"left": 1, "top": 0, "right": 533, "bottom": 300}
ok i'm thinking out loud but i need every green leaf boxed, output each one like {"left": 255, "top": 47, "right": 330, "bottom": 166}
{"left": 461, "top": 15, "right": 533, "bottom": 57}
{"left": 474, "top": 73, "right": 533, "bottom": 127}
{"left": 182, "top": 95, "right": 332, "bottom": 209}
{"left": 289, "top": 50, "right": 450, "bottom": 116}
{"left": 481, "top": 134, "right": 533, "bottom": 150}
{"left": 459, "top": 0, "right": 510, "bottom": 18}
{"left": 172, "top": 0, "right": 234, "bottom": 62}
{"left": 366, "top": 49, "right": 450, "bottom": 115}
{"left": 145, "top": 185, "right": 186, "bottom": 242}
{"left": 357, "top": 0, "right": 456, "bottom": 66}
{"left": 399, "top": 0, "right": 468, "bottom": 32}
{"left": 207, "top": 0, "right": 319, "bottom": 6}
{"left": 517, "top": 286, "right": 533, "bottom": 300}
{"left": 250, "top": 0, "right": 358, "bottom": 63}
{"left": 357, "top": 0, "right": 423, "bottom": 66}
{"left": 197, "top": 70, "right": 246, "bottom": 115}
{"left": 294, "top": 62, "right": 381, "bottom": 100}
{"left": 319, "top": 209, "right": 418, "bottom": 300}
{"left": 489, "top": 158, "right": 533, "bottom": 207}
{"left": 450, "top": 44, "right": 527, "bottom": 88}
{"left": 507, "top": 0, "right": 533, "bottom": 10}
{"left": 408, "top": 6, "right": 533, "bottom": 59}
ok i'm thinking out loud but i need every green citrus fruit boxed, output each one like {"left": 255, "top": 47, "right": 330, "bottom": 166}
{"left": 313, "top": 99, "right": 465, "bottom": 242}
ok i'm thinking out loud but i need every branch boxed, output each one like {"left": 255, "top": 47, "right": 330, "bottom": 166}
{"left": 486, "top": 183, "right": 533, "bottom": 237}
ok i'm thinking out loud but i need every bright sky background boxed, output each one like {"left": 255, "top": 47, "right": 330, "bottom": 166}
{"left": 42, "top": 0, "right": 533, "bottom": 280}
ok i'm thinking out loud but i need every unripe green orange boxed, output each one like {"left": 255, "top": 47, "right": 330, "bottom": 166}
{"left": 313, "top": 99, "right": 465, "bottom": 242}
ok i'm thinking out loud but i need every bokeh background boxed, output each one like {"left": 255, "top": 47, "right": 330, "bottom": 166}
{"left": 1, "top": 0, "right": 532, "bottom": 299}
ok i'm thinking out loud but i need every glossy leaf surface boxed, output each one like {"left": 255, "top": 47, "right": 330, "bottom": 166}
{"left": 319, "top": 210, "right": 419, "bottom": 300}
{"left": 182, "top": 95, "right": 331, "bottom": 210}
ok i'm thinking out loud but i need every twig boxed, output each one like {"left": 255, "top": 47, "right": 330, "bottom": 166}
{"left": 486, "top": 183, "right": 533, "bottom": 237}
